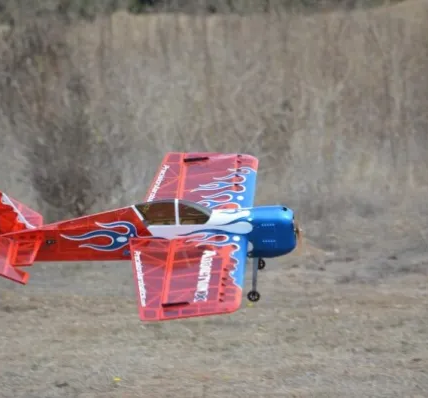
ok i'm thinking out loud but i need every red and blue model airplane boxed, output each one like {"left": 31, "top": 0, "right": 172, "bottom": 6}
{"left": 0, "top": 152, "right": 302, "bottom": 321}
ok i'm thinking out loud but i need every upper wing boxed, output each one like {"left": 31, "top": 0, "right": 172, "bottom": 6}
{"left": 0, "top": 235, "right": 43, "bottom": 284}
{"left": 143, "top": 152, "right": 259, "bottom": 209}
{"left": 130, "top": 233, "right": 248, "bottom": 321}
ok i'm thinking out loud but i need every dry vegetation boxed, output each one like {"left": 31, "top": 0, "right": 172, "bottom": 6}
{"left": 1, "top": 0, "right": 428, "bottom": 222}
{"left": 1, "top": 1, "right": 428, "bottom": 397}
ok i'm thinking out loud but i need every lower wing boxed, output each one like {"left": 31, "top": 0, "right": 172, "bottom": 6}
{"left": 130, "top": 233, "right": 248, "bottom": 321}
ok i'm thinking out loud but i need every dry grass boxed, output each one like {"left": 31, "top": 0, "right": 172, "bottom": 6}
{"left": 1, "top": 259, "right": 428, "bottom": 398}
{"left": 65, "top": 0, "right": 428, "bottom": 215}
{"left": 1, "top": 1, "right": 428, "bottom": 397}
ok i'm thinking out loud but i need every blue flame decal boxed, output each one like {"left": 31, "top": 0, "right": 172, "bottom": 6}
{"left": 192, "top": 180, "right": 245, "bottom": 191}
{"left": 194, "top": 166, "right": 257, "bottom": 209}
{"left": 183, "top": 231, "right": 231, "bottom": 246}
{"left": 213, "top": 168, "right": 253, "bottom": 180}
{"left": 184, "top": 231, "right": 246, "bottom": 288}
{"left": 61, "top": 221, "right": 140, "bottom": 251}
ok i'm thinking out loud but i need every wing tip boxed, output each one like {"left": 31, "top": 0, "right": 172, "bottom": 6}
{"left": 137, "top": 298, "right": 244, "bottom": 322}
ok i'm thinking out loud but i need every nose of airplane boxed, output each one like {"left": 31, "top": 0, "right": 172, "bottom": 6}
{"left": 281, "top": 206, "right": 303, "bottom": 254}
{"left": 278, "top": 206, "right": 299, "bottom": 253}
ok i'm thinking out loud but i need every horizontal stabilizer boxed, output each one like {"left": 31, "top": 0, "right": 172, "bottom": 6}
{"left": 0, "top": 236, "right": 43, "bottom": 284}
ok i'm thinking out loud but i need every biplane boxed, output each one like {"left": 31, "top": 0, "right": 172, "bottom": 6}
{"left": 0, "top": 152, "right": 302, "bottom": 321}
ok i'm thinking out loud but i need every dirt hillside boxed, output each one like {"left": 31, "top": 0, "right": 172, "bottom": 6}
{"left": 1, "top": 1, "right": 428, "bottom": 397}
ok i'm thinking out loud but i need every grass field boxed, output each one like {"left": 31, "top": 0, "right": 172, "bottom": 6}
{"left": 1, "top": 1, "right": 428, "bottom": 397}
{"left": 2, "top": 216, "right": 428, "bottom": 397}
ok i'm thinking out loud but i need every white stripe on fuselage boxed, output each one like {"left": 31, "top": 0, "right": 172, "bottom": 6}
{"left": 146, "top": 209, "right": 253, "bottom": 239}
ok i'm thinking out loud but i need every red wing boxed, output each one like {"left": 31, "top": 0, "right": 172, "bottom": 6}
{"left": 143, "top": 152, "right": 259, "bottom": 209}
{"left": 0, "top": 235, "right": 43, "bottom": 284}
{"left": 130, "top": 235, "right": 248, "bottom": 321}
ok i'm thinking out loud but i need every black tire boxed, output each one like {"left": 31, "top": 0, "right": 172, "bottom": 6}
{"left": 247, "top": 290, "right": 261, "bottom": 302}
{"left": 258, "top": 258, "right": 266, "bottom": 270}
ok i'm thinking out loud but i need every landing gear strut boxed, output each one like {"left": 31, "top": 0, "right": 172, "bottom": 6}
{"left": 247, "top": 257, "right": 264, "bottom": 302}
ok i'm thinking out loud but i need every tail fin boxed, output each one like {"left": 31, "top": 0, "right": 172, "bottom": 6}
{"left": 0, "top": 192, "right": 43, "bottom": 235}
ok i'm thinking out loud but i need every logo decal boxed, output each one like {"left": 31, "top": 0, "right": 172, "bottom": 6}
{"left": 185, "top": 232, "right": 244, "bottom": 289}
{"left": 147, "top": 164, "right": 170, "bottom": 202}
{"left": 61, "top": 221, "right": 140, "bottom": 251}
{"left": 133, "top": 250, "right": 147, "bottom": 306}
{"left": 194, "top": 249, "right": 217, "bottom": 302}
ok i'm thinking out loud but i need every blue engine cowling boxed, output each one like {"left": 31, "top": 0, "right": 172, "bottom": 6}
{"left": 247, "top": 205, "right": 296, "bottom": 258}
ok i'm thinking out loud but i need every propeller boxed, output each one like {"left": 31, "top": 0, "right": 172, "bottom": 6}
{"left": 293, "top": 219, "right": 304, "bottom": 255}
{"left": 293, "top": 218, "right": 326, "bottom": 258}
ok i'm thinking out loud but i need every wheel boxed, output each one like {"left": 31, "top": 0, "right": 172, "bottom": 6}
{"left": 258, "top": 258, "right": 266, "bottom": 270}
{"left": 247, "top": 290, "right": 261, "bottom": 302}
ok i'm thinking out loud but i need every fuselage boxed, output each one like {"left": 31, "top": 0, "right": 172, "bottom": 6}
{"left": 141, "top": 204, "right": 296, "bottom": 258}
{"left": 3, "top": 199, "right": 297, "bottom": 262}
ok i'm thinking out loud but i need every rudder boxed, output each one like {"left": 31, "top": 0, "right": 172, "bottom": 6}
{"left": 0, "top": 192, "right": 43, "bottom": 235}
